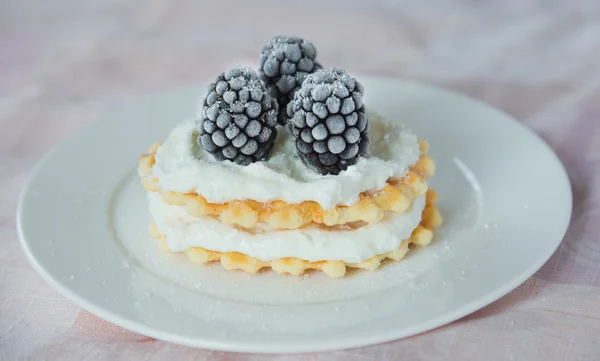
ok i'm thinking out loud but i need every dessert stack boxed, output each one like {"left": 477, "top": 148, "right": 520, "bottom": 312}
{"left": 138, "top": 36, "right": 441, "bottom": 278}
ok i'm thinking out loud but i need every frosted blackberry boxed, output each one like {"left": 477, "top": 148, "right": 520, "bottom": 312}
{"left": 258, "top": 36, "right": 322, "bottom": 125}
{"left": 286, "top": 68, "right": 369, "bottom": 175}
{"left": 198, "top": 66, "right": 278, "bottom": 165}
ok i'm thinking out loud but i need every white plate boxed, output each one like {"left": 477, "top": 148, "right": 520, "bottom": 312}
{"left": 17, "top": 78, "right": 572, "bottom": 353}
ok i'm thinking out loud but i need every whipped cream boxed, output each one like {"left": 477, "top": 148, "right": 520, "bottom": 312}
{"left": 149, "top": 192, "right": 426, "bottom": 263}
{"left": 152, "top": 112, "right": 421, "bottom": 209}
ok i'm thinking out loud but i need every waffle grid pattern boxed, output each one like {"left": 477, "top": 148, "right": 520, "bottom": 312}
{"left": 138, "top": 140, "right": 435, "bottom": 230}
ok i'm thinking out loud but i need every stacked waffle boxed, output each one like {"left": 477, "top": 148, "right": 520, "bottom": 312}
{"left": 137, "top": 37, "right": 441, "bottom": 278}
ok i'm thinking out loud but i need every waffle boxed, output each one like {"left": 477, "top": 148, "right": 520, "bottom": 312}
{"left": 139, "top": 141, "right": 435, "bottom": 230}
{"left": 149, "top": 189, "right": 442, "bottom": 278}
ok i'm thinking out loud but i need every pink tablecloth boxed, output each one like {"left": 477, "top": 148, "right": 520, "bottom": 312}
{"left": 2, "top": 1, "right": 599, "bottom": 360}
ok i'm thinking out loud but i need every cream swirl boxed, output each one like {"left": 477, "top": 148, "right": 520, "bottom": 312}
{"left": 152, "top": 112, "right": 420, "bottom": 209}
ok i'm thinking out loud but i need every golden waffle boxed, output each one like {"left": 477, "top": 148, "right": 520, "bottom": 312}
{"left": 139, "top": 141, "right": 435, "bottom": 230}
{"left": 149, "top": 189, "right": 442, "bottom": 278}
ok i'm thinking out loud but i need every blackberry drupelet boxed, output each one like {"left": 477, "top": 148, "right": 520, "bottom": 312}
{"left": 258, "top": 36, "right": 322, "bottom": 125}
{"left": 286, "top": 68, "right": 369, "bottom": 175}
{"left": 198, "top": 66, "right": 278, "bottom": 165}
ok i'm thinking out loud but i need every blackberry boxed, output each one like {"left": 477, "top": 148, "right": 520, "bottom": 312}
{"left": 198, "top": 66, "right": 278, "bottom": 165}
{"left": 286, "top": 68, "right": 369, "bottom": 175}
{"left": 258, "top": 36, "right": 322, "bottom": 125}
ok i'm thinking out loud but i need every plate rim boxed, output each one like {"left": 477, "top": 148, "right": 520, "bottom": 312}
{"left": 16, "top": 77, "right": 573, "bottom": 353}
